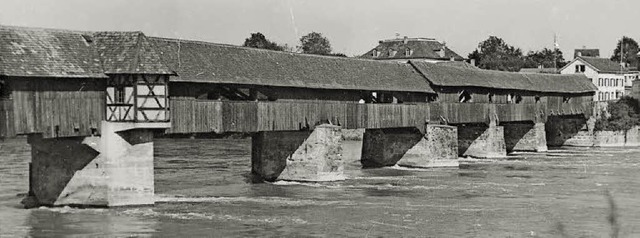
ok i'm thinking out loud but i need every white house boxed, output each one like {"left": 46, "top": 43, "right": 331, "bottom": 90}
{"left": 559, "top": 56, "right": 639, "bottom": 101}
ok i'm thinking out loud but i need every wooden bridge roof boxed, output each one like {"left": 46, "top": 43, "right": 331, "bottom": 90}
{"left": 410, "top": 61, "right": 597, "bottom": 94}
{"left": 0, "top": 25, "right": 106, "bottom": 78}
{"left": 149, "top": 37, "right": 435, "bottom": 93}
{"left": 92, "top": 32, "right": 174, "bottom": 75}
{"left": 0, "top": 25, "right": 173, "bottom": 78}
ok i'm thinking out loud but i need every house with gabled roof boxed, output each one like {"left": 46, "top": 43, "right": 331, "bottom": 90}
{"left": 360, "top": 36, "right": 464, "bottom": 63}
{"left": 559, "top": 56, "right": 639, "bottom": 101}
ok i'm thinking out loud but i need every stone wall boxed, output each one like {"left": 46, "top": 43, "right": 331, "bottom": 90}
{"left": 457, "top": 124, "right": 506, "bottom": 158}
{"left": 251, "top": 124, "right": 344, "bottom": 182}
{"left": 361, "top": 125, "right": 458, "bottom": 168}
{"left": 545, "top": 116, "right": 593, "bottom": 147}
{"left": 502, "top": 122, "right": 547, "bottom": 152}
{"left": 546, "top": 116, "right": 640, "bottom": 147}
{"left": 24, "top": 122, "right": 155, "bottom": 208}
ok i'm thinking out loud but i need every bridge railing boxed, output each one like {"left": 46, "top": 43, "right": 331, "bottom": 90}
{"left": 170, "top": 99, "right": 594, "bottom": 134}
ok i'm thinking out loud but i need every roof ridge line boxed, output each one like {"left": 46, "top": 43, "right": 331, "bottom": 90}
{"left": 148, "top": 36, "right": 409, "bottom": 65}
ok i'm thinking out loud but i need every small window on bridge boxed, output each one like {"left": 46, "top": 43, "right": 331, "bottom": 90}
{"left": 114, "top": 85, "right": 125, "bottom": 103}
{"left": 459, "top": 90, "right": 472, "bottom": 103}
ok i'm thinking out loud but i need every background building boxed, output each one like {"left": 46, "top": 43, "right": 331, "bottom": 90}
{"left": 560, "top": 56, "right": 639, "bottom": 101}
{"left": 360, "top": 36, "right": 464, "bottom": 63}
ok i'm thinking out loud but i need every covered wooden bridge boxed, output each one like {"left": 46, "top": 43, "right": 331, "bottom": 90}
{"left": 0, "top": 25, "right": 597, "bottom": 208}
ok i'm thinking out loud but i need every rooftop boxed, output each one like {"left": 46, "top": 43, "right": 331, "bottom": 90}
{"left": 360, "top": 37, "right": 464, "bottom": 61}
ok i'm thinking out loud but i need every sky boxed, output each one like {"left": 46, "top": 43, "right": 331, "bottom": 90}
{"left": 1, "top": 0, "right": 639, "bottom": 60}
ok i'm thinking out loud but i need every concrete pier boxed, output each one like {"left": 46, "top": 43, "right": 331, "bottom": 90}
{"left": 457, "top": 123, "right": 506, "bottom": 158}
{"left": 502, "top": 122, "right": 547, "bottom": 152}
{"left": 23, "top": 121, "right": 155, "bottom": 208}
{"left": 361, "top": 125, "right": 458, "bottom": 168}
{"left": 251, "top": 124, "right": 344, "bottom": 182}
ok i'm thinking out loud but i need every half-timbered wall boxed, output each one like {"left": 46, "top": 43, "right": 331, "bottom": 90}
{"left": 5, "top": 77, "right": 105, "bottom": 138}
{"left": 106, "top": 74, "right": 169, "bottom": 123}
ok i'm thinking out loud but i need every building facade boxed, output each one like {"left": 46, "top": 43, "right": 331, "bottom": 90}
{"left": 559, "top": 56, "right": 639, "bottom": 101}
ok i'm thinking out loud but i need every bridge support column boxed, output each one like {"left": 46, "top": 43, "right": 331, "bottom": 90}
{"left": 545, "top": 116, "right": 593, "bottom": 147}
{"left": 457, "top": 123, "right": 506, "bottom": 158}
{"left": 23, "top": 121, "right": 155, "bottom": 208}
{"left": 251, "top": 124, "right": 344, "bottom": 182}
{"left": 502, "top": 122, "right": 547, "bottom": 152}
{"left": 361, "top": 125, "right": 458, "bottom": 168}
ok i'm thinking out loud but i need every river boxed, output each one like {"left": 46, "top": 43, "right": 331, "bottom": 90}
{"left": 1, "top": 138, "right": 640, "bottom": 237}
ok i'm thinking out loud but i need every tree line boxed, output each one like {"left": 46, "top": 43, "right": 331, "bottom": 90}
{"left": 468, "top": 36, "right": 640, "bottom": 72}
{"left": 242, "top": 32, "right": 640, "bottom": 72}
{"left": 242, "top": 32, "right": 346, "bottom": 57}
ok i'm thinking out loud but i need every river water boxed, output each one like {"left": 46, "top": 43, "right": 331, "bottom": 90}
{"left": 1, "top": 138, "right": 640, "bottom": 237}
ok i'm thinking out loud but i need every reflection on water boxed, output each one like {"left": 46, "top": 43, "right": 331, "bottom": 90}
{"left": 1, "top": 137, "right": 640, "bottom": 237}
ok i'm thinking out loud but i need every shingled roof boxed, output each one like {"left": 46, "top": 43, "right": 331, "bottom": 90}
{"left": 410, "top": 61, "right": 597, "bottom": 94}
{"left": 93, "top": 31, "right": 174, "bottom": 74}
{"left": 572, "top": 56, "right": 629, "bottom": 73}
{"left": 149, "top": 37, "right": 435, "bottom": 93}
{"left": 0, "top": 25, "right": 173, "bottom": 77}
{"left": 361, "top": 38, "right": 464, "bottom": 61}
{"left": 0, "top": 25, "right": 106, "bottom": 78}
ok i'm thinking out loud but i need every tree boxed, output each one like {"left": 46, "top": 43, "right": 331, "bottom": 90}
{"left": 523, "top": 48, "right": 566, "bottom": 69}
{"left": 610, "top": 36, "right": 639, "bottom": 68}
{"left": 594, "top": 96, "right": 640, "bottom": 131}
{"left": 299, "top": 32, "right": 332, "bottom": 55}
{"left": 243, "top": 32, "right": 284, "bottom": 51}
{"left": 467, "top": 36, "right": 524, "bottom": 71}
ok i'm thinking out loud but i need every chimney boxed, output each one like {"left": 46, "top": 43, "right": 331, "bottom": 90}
{"left": 403, "top": 36, "right": 408, "bottom": 44}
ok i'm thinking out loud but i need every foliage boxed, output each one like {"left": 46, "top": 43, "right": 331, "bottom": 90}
{"left": 243, "top": 32, "right": 284, "bottom": 51}
{"left": 610, "top": 36, "right": 639, "bottom": 68}
{"left": 523, "top": 48, "right": 566, "bottom": 69}
{"left": 299, "top": 32, "right": 332, "bottom": 55}
{"left": 467, "top": 36, "right": 524, "bottom": 72}
{"left": 594, "top": 96, "right": 640, "bottom": 131}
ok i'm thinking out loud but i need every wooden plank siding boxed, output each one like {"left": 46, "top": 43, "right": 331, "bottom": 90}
{"left": 168, "top": 96, "right": 594, "bottom": 134}
{"left": 7, "top": 77, "right": 105, "bottom": 138}
{"left": 0, "top": 99, "right": 15, "bottom": 137}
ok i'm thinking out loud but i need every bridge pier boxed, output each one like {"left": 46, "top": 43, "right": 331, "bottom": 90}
{"left": 457, "top": 123, "right": 507, "bottom": 158}
{"left": 502, "top": 122, "right": 547, "bottom": 153}
{"left": 251, "top": 124, "right": 345, "bottom": 182}
{"left": 545, "top": 116, "right": 593, "bottom": 147}
{"left": 23, "top": 121, "right": 155, "bottom": 208}
{"left": 360, "top": 125, "right": 459, "bottom": 168}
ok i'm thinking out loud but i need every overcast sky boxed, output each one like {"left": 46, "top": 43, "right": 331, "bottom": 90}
{"left": 1, "top": 0, "right": 638, "bottom": 59}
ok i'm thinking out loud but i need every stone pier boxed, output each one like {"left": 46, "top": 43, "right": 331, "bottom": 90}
{"left": 502, "top": 122, "right": 547, "bottom": 152}
{"left": 23, "top": 121, "right": 155, "bottom": 208}
{"left": 251, "top": 124, "right": 344, "bottom": 182}
{"left": 360, "top": 125, "right": 458, "bottom": 168}
{"left": 457, "top": 123, "right": 506, "bottom": 158}
{"left": 545, "top": 116, "right": 593, "bottom": 147}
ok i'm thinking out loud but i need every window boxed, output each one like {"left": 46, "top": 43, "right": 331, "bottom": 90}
{"left": 405, "top": 48, "right": 413, "bottom": 57}
{"left": 598, "top": 92, "right": 603, "bottom": 101}
{"left": 458, "top": 90, "right": 472, "bottom": 103}
{"left": 428, "top": 94, "right": 439, "bottom": 102}
{"left": 488, "top": 93, "right": 494, "bottom": 103}
{"left": 388, "top": 49, "right": 397, "bottom": 57}
{"left": 563, "top": 96, "right": 571, "bottom": 103}
{"left": 575, "top": 65, "right": 586, "bottom": 73}
{"left": 535, "top": 95, "right": 541, "bottom": 103}
{"left": 605, "top": 92, "right": 610, "bottom": 100}
{"left": 114, "top": 85, "right": 125, "bottom": 103}
{"left": 372, "top": 49, "right": 378, "bottom": 57}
